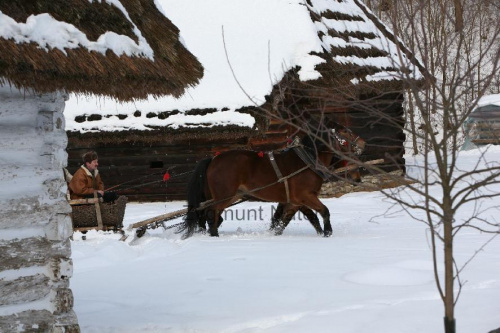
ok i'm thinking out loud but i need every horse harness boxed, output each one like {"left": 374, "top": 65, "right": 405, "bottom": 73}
{"left": 267, "top": 151, "right": 292, "bottom": 203}
{"left": 265, "top": 126, "right": 364, "bottom": 203}
{"left": 292, "top": 146, "right": 332, "bottom": 181}
{"left": 267, "top": 145, "right": 333, "bottom": 204}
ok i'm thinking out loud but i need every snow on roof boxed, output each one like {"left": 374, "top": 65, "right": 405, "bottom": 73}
{"left": 66, "top": 0, "right": 419, "bottom": 133}
{"left": 477, "top": 94, "right": 500, "bottom": 107}
{"left": 0, "top": 1, "right": 203, "bottom": 101}
{"left": 0, "top": 2, "right": 153, "bottom": 59}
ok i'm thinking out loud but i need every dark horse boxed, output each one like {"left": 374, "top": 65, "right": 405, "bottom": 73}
{"left": 178, "top": 122, "right": 366, "bottom": 238}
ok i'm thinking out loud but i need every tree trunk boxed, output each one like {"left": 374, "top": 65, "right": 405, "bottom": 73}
{"left": 445, "top": 316, "right": 456, "bottom": 333}
{"left": 454, "top": 0, "right": 464, "bottom": 31}
{"left": 443, "top": 201, "right": 456, "bottom": 333}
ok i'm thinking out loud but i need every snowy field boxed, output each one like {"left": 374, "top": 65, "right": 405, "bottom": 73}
{"left": 71, "top": 147, "right": 500, "bottom": 333}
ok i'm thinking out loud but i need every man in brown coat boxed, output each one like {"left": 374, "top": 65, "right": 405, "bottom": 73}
{"left": 69, "top": 151, "right": 106, "bottom": 200}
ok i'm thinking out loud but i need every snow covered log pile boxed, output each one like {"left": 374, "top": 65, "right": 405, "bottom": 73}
{"left": 319, "top": 170, "right": 408, "bottom": 198}
{"left": 0, "top": 85, "right": 78, "bottom": 331}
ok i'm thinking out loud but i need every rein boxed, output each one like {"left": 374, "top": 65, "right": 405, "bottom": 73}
{"left": 109, "top": 169, "right": 194, "bottom": 193}
{"left": 106, "top": 170, "right": 166, "bottom": 191}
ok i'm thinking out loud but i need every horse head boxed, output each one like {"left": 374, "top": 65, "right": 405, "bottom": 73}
{"left": 328, "top": 122, "right": 365, "bottom": 183}
{"left": 330, "top": 122, "right": 366, "bottom": 157}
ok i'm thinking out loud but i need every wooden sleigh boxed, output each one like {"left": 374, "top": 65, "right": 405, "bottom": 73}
{"left": 64, "top": 168, "right": 127, "bottom": 240}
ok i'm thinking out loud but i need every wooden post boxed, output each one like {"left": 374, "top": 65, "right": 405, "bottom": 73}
{"left": 93, "top": 191, "right": 103, "bottom": 230}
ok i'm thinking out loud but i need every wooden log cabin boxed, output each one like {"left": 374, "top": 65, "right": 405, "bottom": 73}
{"left": 464, "top": 94, "right": 500, "bottom": 147}
{"left": 67, "top": 108, "right": 265, "bottom": 201}
{"left": 65, "top": 0, "right": 425, "bottom": 201}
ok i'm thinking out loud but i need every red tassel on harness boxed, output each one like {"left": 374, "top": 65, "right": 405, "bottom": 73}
{"left": 214, "top": 151, "right": 221, "bottom": 156}
{"left": 163, "top": 171, "right": 170, "bottom": 182}
{"left": 257, "top": 151, "right": 264, "bottom": 158}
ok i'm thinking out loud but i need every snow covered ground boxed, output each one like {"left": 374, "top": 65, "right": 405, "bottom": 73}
{"left": 71, "top": 147, "right": 500, "bottom": 333}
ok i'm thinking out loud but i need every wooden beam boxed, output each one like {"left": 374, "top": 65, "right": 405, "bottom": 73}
{"left": 68, "top": 198, "right": 102, "bottom": 205}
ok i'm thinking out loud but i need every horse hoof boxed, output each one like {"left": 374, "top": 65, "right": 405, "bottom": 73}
{"left": 323, "top": 231, "right": 332, "bottom": 237}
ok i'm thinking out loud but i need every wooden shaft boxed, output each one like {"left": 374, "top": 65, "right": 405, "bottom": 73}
{"left": 331, "top": 159, "right": 385, "bottom": 174}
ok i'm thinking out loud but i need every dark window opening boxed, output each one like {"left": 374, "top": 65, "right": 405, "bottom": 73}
{"left": 150, "top": 161, "right": 164, "bottom": 168}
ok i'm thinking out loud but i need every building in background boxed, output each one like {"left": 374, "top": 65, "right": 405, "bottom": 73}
{"left": 464, "top": 94, "right": 500, "bottom": 149}
{"left": 65, "top": 0, "right": 425, "bottom": 201}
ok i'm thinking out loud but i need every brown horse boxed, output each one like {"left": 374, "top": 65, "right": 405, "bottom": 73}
{"left": 270, "top": 159, "right": 362, "bottom": 235}
{"left": 178, "top": 122, "right": 366, "bottom": 238}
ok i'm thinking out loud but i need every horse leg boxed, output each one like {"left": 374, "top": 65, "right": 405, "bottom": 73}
{"left": 273, "top": 205, "right": 298, "bottom": 236}
{"left": 272, "top": 204, "right": 322, "bottom": 235}
{"left": 299, "top": 206, "right": 323, "bottom": 235}
{"left": 270, "top": 203, "right": 285, "bottom": 232}
{"left": 206, "top": 201, "right": 231, "bottom": 237}
{"left": 196, "top": 209, "right": 210, "bottom": 234}
{"left": 205, "top": 207, "right": 219, "bottom": 237}
{"left": 197, "top": 209, "right": 207, "bottom": 233}
{"left": 302, "top": 196, "right": 332, "bottom": 237}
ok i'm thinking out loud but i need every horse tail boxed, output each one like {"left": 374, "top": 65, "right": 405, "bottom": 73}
{"left": 177, "top": 157, "right": 212, "bottom": 239}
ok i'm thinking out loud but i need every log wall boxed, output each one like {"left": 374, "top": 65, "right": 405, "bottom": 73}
{"left": 276, "top": 86, "right": 406, "bottom": 174}
{"left": 66, "top": 137, "right": 249, "bottom": 201}
{"left": 0, "top": 85, "right": 79, "bottom": 332}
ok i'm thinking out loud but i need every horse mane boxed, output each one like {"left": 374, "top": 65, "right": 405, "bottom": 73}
{"left": 299, "top": 124, "right": 344, "bottom": 167}
{"left": 300, "top": 129, "right": 332, "bottom": 157}
{"left": 300, "top": 135, "right": 319, "bottom": 160}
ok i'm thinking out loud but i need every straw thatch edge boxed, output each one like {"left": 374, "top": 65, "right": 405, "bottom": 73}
{"left": 67, "top": 125, "right": 257, "bottom": 146}
{"left": 67, "top": 106, "right": 267, "bottom": 146}
{"left": 0, "top": 0, "right": 203, "bottom": 102}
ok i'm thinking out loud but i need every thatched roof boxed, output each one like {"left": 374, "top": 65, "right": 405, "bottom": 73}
{"left": 302, "top": 0, "right": 424, "bottom": 92}
{"left": 67, "top": 106, "right": 266, "bottom": 146}
{"left": 65, "top": 0, "right": 423, "bottom": 139}
{"left": 0, "top": 0, "right": 203, "bottom": 101}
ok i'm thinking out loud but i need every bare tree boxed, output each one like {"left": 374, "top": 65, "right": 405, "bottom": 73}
{"left": 263, "top": 1, "right": 500, "bottom": 332}
{"left": 224, "top": 2, "right": 500, "bottom": 330}
{"left": 364, "top": 1, "right": 500, "bottom": 332}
